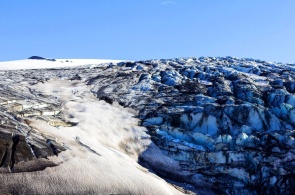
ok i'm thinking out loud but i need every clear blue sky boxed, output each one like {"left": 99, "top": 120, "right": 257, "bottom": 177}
{"left": 1, "top": 0, "right": 294, "bottom": 62}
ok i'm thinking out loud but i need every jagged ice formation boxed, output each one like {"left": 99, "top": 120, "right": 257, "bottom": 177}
{"left": 86, "top": 56, "right": 295, "bottom": 194}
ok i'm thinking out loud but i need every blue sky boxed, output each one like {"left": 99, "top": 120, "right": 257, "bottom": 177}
{"left": 0, "top": 0, "right": 294, "bottom": 62}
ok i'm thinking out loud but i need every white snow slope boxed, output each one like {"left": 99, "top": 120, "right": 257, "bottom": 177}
{"left": 0, "top": 58, "right": 125, "bottom": 70}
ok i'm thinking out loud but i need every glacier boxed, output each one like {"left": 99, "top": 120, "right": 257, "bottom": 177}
{"left": 0, "top": 56, "right": 294, "bottom": 194}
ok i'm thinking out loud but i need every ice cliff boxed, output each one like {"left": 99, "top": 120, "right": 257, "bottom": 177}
{"left": 86, "top": 56, "right": 295, "bottom": 194}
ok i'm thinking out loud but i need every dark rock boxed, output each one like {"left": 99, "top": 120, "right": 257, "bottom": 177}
{"left": 28, "top": 56, "right": 46, "bottom": 60}
{"left": 46, "top": 58, "right": 56, "bottom": 62}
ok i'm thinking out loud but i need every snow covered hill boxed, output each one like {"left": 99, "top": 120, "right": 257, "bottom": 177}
{"left": 0, "top": 57, "right": 125, "bottom": 70}
{"left": 0, "top": 56, "right": 294, "bottom": 194}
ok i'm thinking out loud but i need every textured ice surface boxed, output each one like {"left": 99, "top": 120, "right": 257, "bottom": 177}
{"left": 1, "top": 56, "right": 295, "bottom": 194}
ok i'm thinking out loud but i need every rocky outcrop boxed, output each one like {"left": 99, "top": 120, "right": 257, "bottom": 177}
{"left": 28, "top": 56, "right": 56, "bottom": 61}
{"left": 0, "top": 84, "right": 65, "bottom": 172}
{"left": 28, "top": 56, "right": 46, "bottom": 60}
